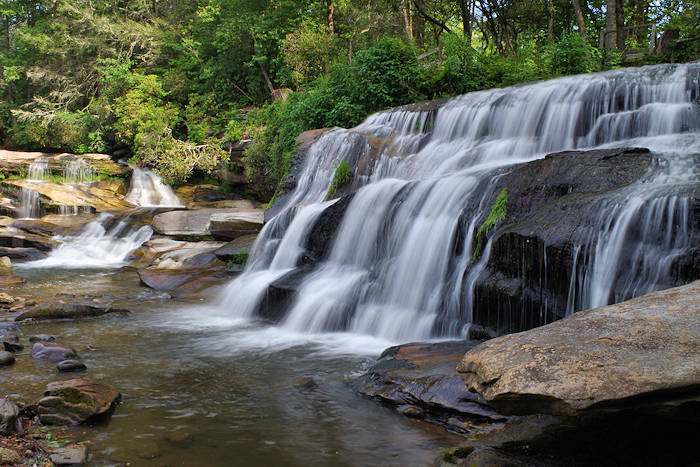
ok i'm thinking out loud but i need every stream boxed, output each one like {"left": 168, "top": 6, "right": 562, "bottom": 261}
{"left": 2, "top": 265, "right": 461, "bottom": 466}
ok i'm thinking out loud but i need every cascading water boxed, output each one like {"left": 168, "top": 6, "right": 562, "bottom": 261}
{"left": 217, "top": 62, "right": 699, "bottom": 342}
{"left": 63, "top": 157, "right": 95, "bottom": 184}
{"left": 20, "top": 213, "right": 153, "bottom": 268}
{"left": 125, "top": 166, "right": 183, "bottom": 207}
{"left": 18, "top": 158, "right": 50, "bottom": 219}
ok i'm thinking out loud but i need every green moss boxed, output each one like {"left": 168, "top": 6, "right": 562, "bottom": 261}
{"left": 227, "top": 249, "right": 248, "bottom": 267}
{"left": 325, "top": 160, "right": 352, "bottom": 201}
{"left": 473, "top": 187, "right": 508, "bottom": 260}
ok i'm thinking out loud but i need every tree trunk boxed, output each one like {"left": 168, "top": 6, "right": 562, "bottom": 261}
{"left": 615, "top": 0, "right": 625, "bottom": 49}
{"left": 327, "top": 0, "right": 334, "bottom": 34}
{"left": 604, "top": 0, "right": 617, "bottom": 49}
{"left": 259, "top": 63, "right": 275, "bottom": 98}
{"left": 547, "top": 0, "right": 554, "bottom": 46}
{"left": 458, "top": 0, "right": 471, "bottom": 44}
{"left": 402, "top": 0, "right": 413, "bottom": 40}
{"left": 572, "top": 0, "right": 586, "bottom": 39}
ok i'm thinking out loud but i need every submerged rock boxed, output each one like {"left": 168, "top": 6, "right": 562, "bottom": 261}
{"left": 458, "top": 281, "right": 700, "bottom": 416}
{"left": 31, "top": 342, "right": 78, "bottom": 361}
{"left": 57, "top": 360, "right": 87, "bottom": 373}
{"left": 16, "top": 304, "right": 130, "bottom": 322}
{"left": 38, "top": 379, "right": 121, "bottom": 425}
{"left": 0, "top": 350, "right": 15, "bottom": 366}
{"left": 0, "top": 292, "right": 15, "bottom": 304}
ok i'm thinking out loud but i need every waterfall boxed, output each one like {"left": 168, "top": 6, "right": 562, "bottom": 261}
{"left": 217, "top": 62, "right": 699, "bottom": 341}
{"left": 18, "top": 158, "right": 50, "bottom": 219}
{"left": 63, "top": 157, "right": 95, "bottom": 184}
{"left": 125, "top": 166, "right": 183, "bottom": 207}
{"left": 19, "top": 213, "right": 153, "bottom": 269}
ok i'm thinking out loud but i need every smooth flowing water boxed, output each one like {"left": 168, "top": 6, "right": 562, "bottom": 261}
{"left": 218, "top": 62, "right": 699, "bottom": 341}
{"left": 125, "top": 166, "right": 183, "bottom": 208}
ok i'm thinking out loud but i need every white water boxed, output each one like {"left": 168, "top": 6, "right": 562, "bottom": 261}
{"left": 125, "top": 166, "right": 183, "bottom": 207}
{"left": 212, "top": 62, "right": 699, "bottom": 342}
{"left": 19, "top": 213, "right": 153, "bottom": 269}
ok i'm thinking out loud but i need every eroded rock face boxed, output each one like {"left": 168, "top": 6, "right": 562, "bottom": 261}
{"left": 38, "top": 379, "right": 121, "bottom": 425}
{"left": 457, "top": 281, "right": 700, "bottom": 416}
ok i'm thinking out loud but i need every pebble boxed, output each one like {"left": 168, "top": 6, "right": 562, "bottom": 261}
{"left": 0, "top": 351, "right": 15, "bottom": 366}
{"left": 57, "top": 360, "right": 87, "bottom": 373}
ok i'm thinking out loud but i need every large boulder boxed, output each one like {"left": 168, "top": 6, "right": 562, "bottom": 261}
{"left": 37, "top": 379, "right": 121, "bottom": 425}
{"left": 457, "top": 281, "right": 700, "bottom": 416}
{"left": 208, "top": 211, "right": 263, "bottom": 241}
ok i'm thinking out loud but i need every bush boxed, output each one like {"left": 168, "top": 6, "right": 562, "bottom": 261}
{"left": 550, "top": 32, "right": 596, "bottom": 75}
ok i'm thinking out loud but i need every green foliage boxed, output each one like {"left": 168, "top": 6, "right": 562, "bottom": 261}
{"left": 325, "top": 160, "right": 352, "bottom": 200}
{"left": 228, "top": 249, "right": 249, "bottom": 267}
{"left": 550, "top": 32, "right": 596, "bottom": 75}
{"left": 473, "top": 187, "right": 508, "bottom": 260}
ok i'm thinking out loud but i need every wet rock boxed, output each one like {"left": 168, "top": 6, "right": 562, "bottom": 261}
{"left": 135, "top": 441, "right": 161, "bottom": 459}
{"left": 1, "top": 335, "right": 23, "bottom": 352}
{"left": 355, "top": 340, "right": 514, "bottom": 436}
{"left": 57, "top": 360, "right": 87, "bottom": 373}
{"left": 0, "top": 256, "right": 11, "bottom": 274}
{"left": 0, "top": 275, "right": 26, "bottom": 285}
{"left": 5, "top": 179, "right": 132, "bottom": 212}
{"left": 461, "top": 447, "right": 525, "bottom": 466}
{"left": 29, "top": 334, "right": 56, "bottom": 343}
{"left": 0, "top": 447, "right": 21, "bottom": 465}
{"left": 31, "top": 342, "right": 78, "bottom": 361}
{"left": 49, "top": 444, "right": 88, "bottom": 465}
{"left": 38, "top": 379, "right": 121, "bottom": 425}
{"left": 213, "top": 234, "right": 257, "bottom": 262}
{"left": 0, "top": 247, "right": 48, "bottom": 260}
{"left": 0, "top": 351, "right": 15, "bottom": 366}
{"left": 458, "top": 281, "right": 700, "bottom": 416}
{"left": 164, "top": 429, "right": 193, "bottom": 447}
{"left": 208, "top": 211, "right": 263, "bottom": 241}
{"left": 0, "top": 398, "right": 19, "bottom": 435}
{"left": 16, "top": 304, "right": 130, "bottom": 322}
{"left": 466, "top": 147, "right": 699, "bottom": 335}
{"left": 0, "top": 292, "right": 15, "bottom": 304}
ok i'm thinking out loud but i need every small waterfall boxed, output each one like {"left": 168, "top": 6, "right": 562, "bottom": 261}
{"left": 18, "top": 188, "right": 42, "bottom": 219}
{"left": 20, "top": 213, "right": 153, "bottom": 268}
{"left": 215, "top": 62, "right": 699, "bottom": 342}
{"left": 63, "top": 157, "right": 95, "bottom": 184}
{"left": 27, "top": 158, "right": 50, "bottom": 181}
{"left": 125, "top": 166, "right": 183, "bottom": 207}
{"left": 18, "top": 158, "right": 50, "bottom": 219}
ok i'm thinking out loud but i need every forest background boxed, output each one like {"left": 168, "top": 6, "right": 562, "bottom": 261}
{"left": 1, "top": 0, "right": 697, "bottom": 197}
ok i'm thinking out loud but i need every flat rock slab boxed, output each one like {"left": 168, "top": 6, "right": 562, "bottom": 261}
{"left": 16, "top": 304, "right": 130, "bottom": 322}
{"left": 151, "top": 208, "right": 263, "bottom": 239}
{"left": 38, "top": 379, "right": 121, "bottom": 425}
{"left": 208, "top": 211, "right": 263, "bottom": 241}
{"left": 6, "top": 180, "right": 132, "bottom": 211}
{"left": 356, "top": 341, "right": 515, "bottom": 433}
{"left": 458, "top": 281, "right": 700, "bottom": 416}
{"left": 50, "top": 444, "right": 88, "bottom": 465}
